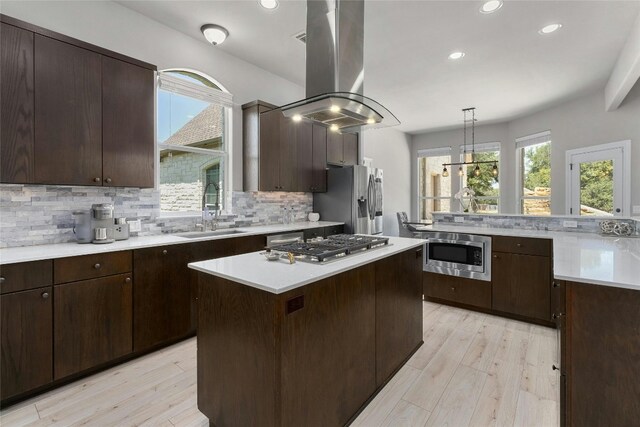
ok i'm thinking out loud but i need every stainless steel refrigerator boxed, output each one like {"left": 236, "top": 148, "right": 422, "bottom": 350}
{"left": 313, "top": 165, "right": 384, "bottom": 235}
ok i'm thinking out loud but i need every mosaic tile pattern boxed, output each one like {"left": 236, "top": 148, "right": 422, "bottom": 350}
{"left": 0, "top": 184, "right": 313, "bottom": 248}
{"left": 432, "top": 212, "right": 639, "bottom": 236}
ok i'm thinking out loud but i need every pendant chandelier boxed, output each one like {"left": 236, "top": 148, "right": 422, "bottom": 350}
{"left": 441, "top": 107, "right": 498, "bottom": 178}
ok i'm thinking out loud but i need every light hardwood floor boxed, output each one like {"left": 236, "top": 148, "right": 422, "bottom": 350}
{"left": 1, "top": 301, "right": 559, "bottom": 427}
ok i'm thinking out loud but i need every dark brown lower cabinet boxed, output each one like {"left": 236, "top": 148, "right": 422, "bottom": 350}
{"left": 376, "top": 247, "right": 423, "bottom": 386}
{"left": 54, "top": 274, "right": 132, "bottom": 379}
{"left": 492, "top": 252, "right": 551, "bottom": 322}
{"left": 133, "top": 246, "right": 192, "bottom": 352}
{"left": 1, "top": 287, "right": 52, "bottom": 400}
{"left": 424, "top": 272, "right": 492, "bottom": 309}
{"left": 564, "top": 281, "right": 640, "bottom": 426}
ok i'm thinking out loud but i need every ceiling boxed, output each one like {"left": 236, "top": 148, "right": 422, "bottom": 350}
{"left": 118, "top": 0, "right": 640, "bottom": 134}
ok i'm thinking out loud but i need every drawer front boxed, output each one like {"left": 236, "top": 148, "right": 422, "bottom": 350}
{"left": 492, "top": 236, "right": 551, "bottom": 257}
{"left": 424, "top": 272, "right": 491, "bottom": 309}
{"left": 303, "top": 227, "right": 324, "bottom": 241}
{"left": 0, "top": 260, "right": 52, "bottom": 294}
{"left": 54, "top": 251, "right": 132, "bottom": 284}
{"left": 323, "top": 225, "right": 344, "bottom": 237}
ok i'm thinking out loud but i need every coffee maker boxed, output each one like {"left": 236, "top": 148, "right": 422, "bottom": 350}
{"left": 73, "top": 204, "right": 116, "bottom": 244}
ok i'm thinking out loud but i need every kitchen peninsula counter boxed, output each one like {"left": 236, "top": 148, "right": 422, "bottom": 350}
{"left": 191, "top": 236, "right": 425, "bottom": 427}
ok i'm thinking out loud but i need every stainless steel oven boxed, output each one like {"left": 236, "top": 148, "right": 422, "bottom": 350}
{"left": 422, "top": 231, "right": 492, "bottom": 281}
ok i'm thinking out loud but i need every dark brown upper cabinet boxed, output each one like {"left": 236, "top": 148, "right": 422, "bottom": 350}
{"left": 34, "top": 35, "right": 103, "bottom": 186}
{"left": 102, "top": 57, "right": 155, "bottom": 188}
{"left": 0, "top": 23, "right": 35, "bottom": 184}
{"left": 327, "top": 131, "right": 358, "bottom": 166}
{"left": 243, "top": 100, "right": 328, "bottom": 193}
{"left": 0, "top": 14, "right": 156, "bottom": 188}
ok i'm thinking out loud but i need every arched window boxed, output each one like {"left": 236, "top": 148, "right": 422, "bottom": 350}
{"left": 157, "top": 70, "right": 233, "bottom": 213}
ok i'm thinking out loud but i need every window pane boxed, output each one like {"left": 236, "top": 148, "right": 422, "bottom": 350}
{"left": 418, "top": 155, "right": 451, "bottom": 199}
{"left": 158, "top": 89, "right": 225, "bottom": 151}
{"left": 461, "top": 151, "right": 499, "bottom": 198}
{"left": 475, "top": 198, "right": 499, "bottom": 213}
{"left": 419, "top": 198, "right": 451, "bottom": 221}
{"left": 522, "top": 197, "right": 551, "bottom": 216}
{"left": 579, "top": 160, "right": 614, "bottom": 216}
{"left": 521, "top": 141, "right": 551, "bottom": 215}
{"left": 159, "top": 151, "right": 225, "bottom": 212}
{"left": 164, "top": 70, "right": 221, "bottom": 89}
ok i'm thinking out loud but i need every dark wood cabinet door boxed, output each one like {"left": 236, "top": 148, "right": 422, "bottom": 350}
{"left": 492, "top": 252, "right": 551, "bottom": 321}
{"left": 343, "top": 132, "right": 358, "bottom": 166}
{"left": 34, "top": 35, "right": 102, "bottom": 186}
{"left": 295, "top": 121, "right": 313, "bottom": 192}
{"left": 311, "top": 124, "right": 327, "bottom": 192}
{"left": 280, "top": 265, "right": 376, "bottom": 427}
{"left": 566, "top": 282, "right": 640, "bottom": 427}
{"left": 133, "top": 246, "right": 191, "bottom": 352}
{"left": 54, "top": 274, "right": 132, "bottom": 379}
{"left": 327, "top": 131, "right": 343, "bottom": 165}
{"left": 1, "top": 23, "right": 35, "bottom": 184}
{"left": 1, "top": 287, "right": 53, "bottom": 400}
{"left": 233, "top": 235, "right": 266, "bottom": 255}
{"left": 102, "top": 57, "right": 154, "bottom": 188}
{"left": 376, "top": 248, "right": 424, "bottom": 386}
{"left": 279, "top": 114, "right": 297, "bottom": 191}
{"left": 258, "top": 109, "right": 281, "bottom": 191}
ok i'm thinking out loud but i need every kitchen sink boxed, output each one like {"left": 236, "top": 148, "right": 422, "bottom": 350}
{"left": 175, "top": 229, "right": 247, "bottom": 239}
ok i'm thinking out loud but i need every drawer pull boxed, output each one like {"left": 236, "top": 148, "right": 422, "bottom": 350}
{"left": 94, "top": 177, "right": 101, "bottom": 182}
{"left": 125, "top": 277, "right": 131, "bottom": 283}
{"left": 94, "top": 263, "right": 101, "bottom": 269}
{"left": 451, "top": 287, "right": 456, "bottom": 292}
{"left": 41, "top": 292, "right": 49, "bottom": 299}
{"left": 553, "top": 281, "right": 560, "bottom": 288}
{"left": 105, "top": 177, "right": 112, "bottom": 184}
{"left": 162, "top": 250, "right": 168, "bottom": 255}
{"left": 552, "top": 313, "right": 565, "bottom": 319}
{"left": 0, "top": 277, "right": 5, "bottom": 283}
{"left": 493, "top": 255, "right": 498, "bottom": 259}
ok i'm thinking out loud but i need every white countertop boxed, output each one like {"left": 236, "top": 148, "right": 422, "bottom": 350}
{"left": 0, "top": 221, "right": 344, "bottom": 265}
{"left": 423, "top": 225, "right": 640, "bottom": 291}
{"left": 189, "top": 236, "right": 426, "bottom": 294}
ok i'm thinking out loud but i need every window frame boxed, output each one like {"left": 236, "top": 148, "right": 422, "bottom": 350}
{"left": 515, "top": 131, "right": 552, "bottom": 215}
{"left": 155, "top": 70, "right": 233, "bottom": 217}
{"left": 416, "top": 147, "right": 453, "bottom": 220}
{"left": 458, "top": 142, "right": 501, "bottom": 213}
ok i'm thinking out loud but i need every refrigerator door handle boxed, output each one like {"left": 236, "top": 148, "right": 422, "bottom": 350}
{"left": 367, "top": 175, "right": 376, "bottom": 220}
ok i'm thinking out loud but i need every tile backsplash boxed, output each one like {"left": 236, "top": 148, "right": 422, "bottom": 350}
{"left": 0, "top": 184, "right": 313, "bottom": 248}
{"left": 432, "top": 212, "right": 639, "bottom": 235}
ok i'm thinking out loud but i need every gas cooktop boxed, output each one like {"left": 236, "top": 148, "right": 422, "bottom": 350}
{"left": 270, "top": 234, "right": 390, "bottom": 263}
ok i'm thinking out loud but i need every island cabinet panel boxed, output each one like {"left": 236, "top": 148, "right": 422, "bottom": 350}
{"left": 1, "top": 286, "right": 53, "bottom": 400}
{"left": 375, "top": 247, "right": 424, "bottom": 386}
{"left": 564, "top": 282, "right": 640, "bottom": 427}
{"left": 133, "top": 246, "right": 192, "bottom": 352}
{"left": 492, "top": 252, "right": 551, "bottom": 322}
{"left": 424, "top": 272, "right": 491, "bottom": 309}
{"left": 233, "top": 234, "right": 267, "bottom": 255}
{"left": 102, "top": 56, "right": 155, "bottom": 188}
{"left": 53, "top": 274, "right": 132, "bottom": 379}
{"left": 280, "top": 265, "right": 376, "bottom": 427}
{"left": 197, "top": 275, "right": 279, "bottom": 427}
{"left": 0, "top": 22, "right": 35, "bottom": 184}
{"left": 34, "top": 34, "right": 103, "bottom": 186}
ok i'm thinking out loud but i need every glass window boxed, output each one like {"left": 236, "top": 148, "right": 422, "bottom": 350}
{"left": 519, "top": 140, "right": 551, "bottom": 215}
{"left": 460, "top": 145, "right": 500, "bottom": 214}
{"left": 417, "top": 152, "right": 451, "bottom": 220}
{"left": 157, "top": 70, "right": 230, "bottom": 213}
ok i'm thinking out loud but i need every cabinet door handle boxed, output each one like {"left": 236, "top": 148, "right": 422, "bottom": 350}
{"left": 93, "top": 177, "right": 101, "bottom": 182}
{"left": 125, "top": 277, "right": 131, "bottom": 283}
{"left": 552, "top": 365, "right": 560, "bottom": 371}
{"left": 516, "top": 243, "right": 522, "bottom": 247}
{"left": 105, "top": 177, "right": 112, "bottom": 184}
{"left": 553, "top": 281, "right": 560, "bottom": 288}
{"left": 163, "top": 249, "right": 168, "bottom": 255}
{"left": 94, "top": 263, "right": 101, "bottom": 269}
{"left": 451, "top": 287, "right": 456, "bottom": 292}
{"left": 0, "top": 277, "right": 5, "bottom": 283}
{"left": 493, "top": 255, "right": 498, "bottom": 259}
{"left": 41, "top": 292, "right": 49, "bottom": 299}
{"left": 552, "top": 313, "right": 565, "bottom": 319}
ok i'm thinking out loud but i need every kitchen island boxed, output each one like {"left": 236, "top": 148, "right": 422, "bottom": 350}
{"left": 189, "top": 236, "right": 425, "bottom": 427}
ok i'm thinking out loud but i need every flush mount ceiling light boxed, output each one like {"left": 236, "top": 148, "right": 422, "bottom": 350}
{"left": 480, "top": 0, "right": 503, "bottom": 14}
{"left": 259, "top": 0, "right": 279, "bottom": 10}
{"left": 201, "top": 24, "right": 229, "bottom": 45}
{"left": 448, "top": 51, "right": 465, "bottom": 60}
{"left": 539, "top": 23, "right": 562, "bottom": 35}
{"left": 292, "top": 114, "right": 302, "bottom": 122}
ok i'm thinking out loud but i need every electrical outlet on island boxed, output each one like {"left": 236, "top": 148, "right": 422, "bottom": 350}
{"left": 454, "top": 216, "right": 464, "bottom": 223}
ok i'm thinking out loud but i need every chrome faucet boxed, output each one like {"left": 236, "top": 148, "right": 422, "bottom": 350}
{"left": 200, "top": 182, "right": 221, "bottom": 231}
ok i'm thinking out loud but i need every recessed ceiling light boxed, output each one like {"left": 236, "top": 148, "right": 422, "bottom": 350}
{"left": 292, "top": 114, "right": 302, "bottom": 122}
{"left": 480, "top": 0, "right": 503, "bottom": 14}
{"left": 448, "top": 52, "right": 465, "bottom": 60}
{"left": 330, "top": 124, "right": 339, "bottom": 132}
{"left": 539, "top": 23, "right": 562, "bottom": 35}
{"left": 259, "top": 0, "right": 279, "bottom": 10}
{"left": 201, "top": 24, "right": 229, "bottom": 45}
{"left": 366, "top": 118, "right": 376, "bottom": 125}
{"left": 330, "top": 105, "right": 341, "bottom": 113}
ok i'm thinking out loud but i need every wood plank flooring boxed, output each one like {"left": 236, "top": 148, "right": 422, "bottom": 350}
{"left": 1, "top": 301, "right": 559, "bottom": 427}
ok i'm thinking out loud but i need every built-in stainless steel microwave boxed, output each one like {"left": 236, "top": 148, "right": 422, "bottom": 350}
{"left": 422, "top": 231, "right": 492, "bottom": 282}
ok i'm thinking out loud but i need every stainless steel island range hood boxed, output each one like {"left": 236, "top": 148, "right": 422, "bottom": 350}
{"left": 277, "top": 0, "right": 399, "bottom": 132}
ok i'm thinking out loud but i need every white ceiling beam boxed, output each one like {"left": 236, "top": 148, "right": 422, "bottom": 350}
{"left": 605, "top": 12, "right": 640, "bottom": 111}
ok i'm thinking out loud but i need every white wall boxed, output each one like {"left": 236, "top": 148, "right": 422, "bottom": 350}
{"left": 411, "top": 83, "right": 640, "bottom": 217}
{"left": 0, "top": 0, "right": 304, "bottom": 191}
{"left": 363, "top": 128, "right": 413, "bottom": 236}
